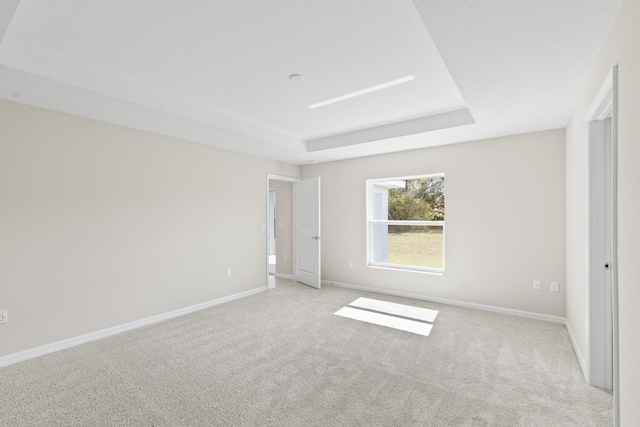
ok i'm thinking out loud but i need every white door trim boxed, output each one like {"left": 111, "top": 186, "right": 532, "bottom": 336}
{"left": 585, "top": 65, "right": 619, "bottom": 425}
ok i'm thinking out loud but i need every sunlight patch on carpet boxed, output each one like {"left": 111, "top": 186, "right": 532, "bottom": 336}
{"left": 334, "top": 306, "right": 433, "bottom": 336}
{"left": 348, "top": 297, "right": 438, "bottom": 322}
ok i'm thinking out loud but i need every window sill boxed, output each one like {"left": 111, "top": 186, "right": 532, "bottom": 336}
{"left": 368, "top": 263, "right": 445, "bottom": 276}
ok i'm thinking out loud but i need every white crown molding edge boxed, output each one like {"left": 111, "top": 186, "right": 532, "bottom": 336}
{"left": 0, "top": 286, "right": 267, "bottom": 368}
{"left": 306, "top": 108, "right": 475, "bottom": 152}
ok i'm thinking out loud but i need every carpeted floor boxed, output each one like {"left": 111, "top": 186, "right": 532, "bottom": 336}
{"left": 0, "top": 279, "right": 612, "bottom": 426}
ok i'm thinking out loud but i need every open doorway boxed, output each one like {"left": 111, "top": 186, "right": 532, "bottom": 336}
{"left": 268, "top": 189, "right": 276, "bottom": 276}
{"left": 266, "top": 174, "right": 296, "bottom": 288}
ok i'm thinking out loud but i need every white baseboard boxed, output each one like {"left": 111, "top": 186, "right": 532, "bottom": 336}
{"left": 323, "top": 279, "right": 566, "bottom": 324}
{"left": 565, "top": 319, "right": 587, "bottom": 378}
{"left": 275, "top": 273, "right": 293, "bottom": 280}
{"left": 0, "top": 286, "right": 267, "bottom": 368}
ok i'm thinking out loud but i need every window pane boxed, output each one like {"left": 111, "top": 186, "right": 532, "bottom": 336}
{"left": 368, "top": 174, "right": 445, "bottom": 273}
{"left": 388, "top": 177, "right": 444, "bottom": 221}
{"left": 371, "top": 223, "right": 390, "bottom": 263}
{"left": 371, "top": 190, "right": 387, "bottom": 220}
{"left": 386, "top": 226, "right": 443, "bottom": 269}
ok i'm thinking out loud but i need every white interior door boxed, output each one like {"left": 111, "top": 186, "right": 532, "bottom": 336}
{"left": 586, "top": 67, "right": 617, "bottom": 400}
{"left": 294, "top": 177, "right": 321, "bottom": 288}
{"left": 589, "top": 115, "right": 614, "bottom": 390}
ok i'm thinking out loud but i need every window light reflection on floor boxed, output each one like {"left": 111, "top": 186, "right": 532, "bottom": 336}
{"left": 334, "top": 297, "right": 438, "bottom": 336}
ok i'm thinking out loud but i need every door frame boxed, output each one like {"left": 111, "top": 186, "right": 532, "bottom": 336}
{"left": 585, "top": 65, "right": 618, "bottom": 424}
{"left": 266, "top": 174, "right": 297, "bottom": 288}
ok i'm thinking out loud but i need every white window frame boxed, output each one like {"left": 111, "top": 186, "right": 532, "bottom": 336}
{"left": 366, "top": 173, "right": 445, "bottom": 274}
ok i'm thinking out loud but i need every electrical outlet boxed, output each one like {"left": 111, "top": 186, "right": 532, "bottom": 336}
{"left": 349, "top": 261, "right": 353, "bottom": 268}
{"left": 0, "top": 310, "right": 7, "bottom": 324}
{"left": 551, "top": 282, "right": 559, "bottom": 292}
{"left": 226, "top": 268, "right": 231, "bottom": 277}
{"left": 533, "top": 280, "right": 541, "bottom": 290}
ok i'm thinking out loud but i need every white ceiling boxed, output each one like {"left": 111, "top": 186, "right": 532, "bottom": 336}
{"left": 0, "top": 0, "right": 623, "bottom": 165}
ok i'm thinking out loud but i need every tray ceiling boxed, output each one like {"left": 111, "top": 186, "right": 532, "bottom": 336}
{"left": 0, "top": 0, "right": 623, "bottom": 164}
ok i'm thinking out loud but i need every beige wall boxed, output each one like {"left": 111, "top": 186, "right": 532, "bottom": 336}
{"left": 269, "top": 180, "right": 293, "bottom": 275}
{"left": 565, "top": 0, "right": 640, "bottom": 423}
{"left": 0, "top": 99, "right": 299, "bottom": 357}
{"left": 301, "top": 129, "right": 566, "bottom": 317}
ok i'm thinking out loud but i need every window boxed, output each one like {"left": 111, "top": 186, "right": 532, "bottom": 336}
{"left": 366, "top": 174, "right": 445, "bottom": 273}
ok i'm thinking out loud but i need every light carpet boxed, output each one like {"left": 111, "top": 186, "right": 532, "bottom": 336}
{"left": 0, "top": 279, "right": 612, "bottom": 426}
